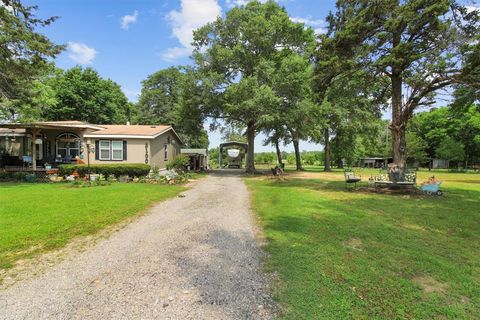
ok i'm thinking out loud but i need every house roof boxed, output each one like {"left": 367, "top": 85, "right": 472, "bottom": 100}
{"left": 83, "top": 125, "right": 183, "bottom": 144}
{"left": 0, "top": 121, "right": 183, "bottom": 144}
{"left": 0, "top": 121, "right": 104, "bottom": 130}
{"left": 86, "top": 125, "right": 170, "bottom": 136}
{"left": 181, "top": 148, "right": 208, "bottom": 156}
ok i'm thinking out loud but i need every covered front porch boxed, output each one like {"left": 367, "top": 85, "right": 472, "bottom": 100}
{"left": 0, "top": 121, "right": 102, "bottom": 172}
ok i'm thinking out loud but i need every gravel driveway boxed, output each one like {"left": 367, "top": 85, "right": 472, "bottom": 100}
{"left": 0, "top": 173, "right": 277, "bottom": 319}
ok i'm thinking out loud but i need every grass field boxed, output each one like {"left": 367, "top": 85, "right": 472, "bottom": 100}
{"left": 0, "top": 183, "right": 184, "bottom": 271}
{"left": 246, "top": 168, "right": 480, "bottom": 319}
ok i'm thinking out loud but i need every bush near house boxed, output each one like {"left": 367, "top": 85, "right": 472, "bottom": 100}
{"left": 166, "top": 154, "right": 189, "bottom": 174}
{"left": 58, "top": 164, "right": 151, "bottom": 178}
{"left": 0, "top": 171, "right": 37, "bottom": 182}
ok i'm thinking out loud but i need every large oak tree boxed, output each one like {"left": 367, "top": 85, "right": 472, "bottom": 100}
{"left": 192, "top": 0, "right": 313, "bottom": 173}
{"left": 317, "top": 0, "right": 479, "bottom": 181}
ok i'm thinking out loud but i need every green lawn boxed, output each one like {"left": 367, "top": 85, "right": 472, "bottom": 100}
{"left": 0, "top": 183, "right": 184, "bottom": 271}
{"left": 246, "top": 169, "right": 480, "bottom": 319}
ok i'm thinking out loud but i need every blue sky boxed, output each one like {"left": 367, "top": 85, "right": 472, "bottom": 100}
{"left": 23, "top": 0, "right": 478, "bottom": 152}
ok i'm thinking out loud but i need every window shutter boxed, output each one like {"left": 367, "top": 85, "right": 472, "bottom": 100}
{"left": 95, "top": 140, "right": 99, "bottom": 160}
{"left": 123, "top": 141, "right": 127, "bottom": 160}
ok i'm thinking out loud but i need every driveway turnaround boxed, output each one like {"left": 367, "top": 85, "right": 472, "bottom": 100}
{"left": 0, "top": 174, "right": 276, "bottom": 319}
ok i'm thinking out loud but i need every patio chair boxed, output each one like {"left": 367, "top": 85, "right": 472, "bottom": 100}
{"left": 22, "top": 155, "right": 33, "bottom": 169}
{"left": 344, "top": 171, "right": 361, "bottom": 190}
{"left": 62, "top": 155, "right": 73, "bottom": 164}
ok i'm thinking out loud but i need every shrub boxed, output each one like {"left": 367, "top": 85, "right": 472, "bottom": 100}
{"left": 166, "top": 155, "right": 189, "bottom": 174}
{"left": 58, "top": 164, "right": 151, "bottom": 178}
{"left": 13, "top": 172, "right": 29, "bottom": 181}
{"left": 0, "top": 170, "right": 12, "bottom": 181}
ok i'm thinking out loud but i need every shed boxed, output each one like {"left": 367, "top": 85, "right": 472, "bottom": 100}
{"left": 181, "top": 148, "right": 208, "bottom": 171}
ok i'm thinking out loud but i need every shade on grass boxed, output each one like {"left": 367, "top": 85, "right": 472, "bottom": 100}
{"left": 246, "top": 171, "right": 480, "bottom": 319}
{"left": 0, "top": 183, "right": 183, "bottom": 270}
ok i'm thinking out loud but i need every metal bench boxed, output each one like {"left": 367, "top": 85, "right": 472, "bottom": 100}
{"left": 344, "top": 171, "right": 361, "bottom": 190}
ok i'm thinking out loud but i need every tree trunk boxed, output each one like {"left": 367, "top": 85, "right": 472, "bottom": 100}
{"left": 274, "top": 139, "right": 283, "bottom": 165}
{"left": 324, "top": 128, "right": 331, "bottom": 172}
{"left": 336, "top": 159, "right": 343, "bottom": 169}
{"left": 390, "top": 71, "right": 406, "bottom": 182}
{"left": 292, "top": 137, "right": 303, "bottom": 171}
{"left": 245, "top": 121, "right": 256, "bottom": 174}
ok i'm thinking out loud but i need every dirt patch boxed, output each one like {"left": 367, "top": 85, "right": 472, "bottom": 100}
{"left": 413, "top": 276, "right": 448, "bottom": 294}
{"left": 343, "top": 238, "right": 363, "bottom": 251}
{"left": 403, "top": 223, "right": 428, "bottom": 232}
{"left": 288, "top": 171, "right": 341, "bottom": 181}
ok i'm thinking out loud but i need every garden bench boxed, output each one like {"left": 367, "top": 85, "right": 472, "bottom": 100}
{"left": 344, "top": 171, "right": 361, "bottom": 189}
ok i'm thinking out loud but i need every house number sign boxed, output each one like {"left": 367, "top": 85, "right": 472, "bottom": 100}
{"left": 145, "top": 143, "right": 149, "bottom": 164}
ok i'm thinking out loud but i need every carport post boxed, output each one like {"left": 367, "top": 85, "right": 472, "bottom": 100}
{"left": 218, "top": 146, "right": 222, "bottom": 168}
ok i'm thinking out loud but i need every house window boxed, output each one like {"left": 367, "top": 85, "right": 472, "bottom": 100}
{"left": 99, "top": 140, "right": 124, "bottom": 161}
{"left": 164, "top": 144, "right": 168, "bottom": 160}
{"left": 99, "top": 141, "right": 111, "bottom": 160}
{"left": 112, "top": 141, "right": 123, "bottom": 160}
{"left": 56, "top": 133, "right": 80, "bottom": 158}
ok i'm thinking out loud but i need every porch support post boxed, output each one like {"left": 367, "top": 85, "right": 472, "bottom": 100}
{"left": 218, "top": 147, "right": 222, "bottom": 168}
{"left": 31, "top": 127, "right": 40, "bottom": 171}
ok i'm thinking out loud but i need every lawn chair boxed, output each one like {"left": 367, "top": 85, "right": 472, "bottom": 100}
{"left": 344, "top": 171, "right": 361, "bottom": 190}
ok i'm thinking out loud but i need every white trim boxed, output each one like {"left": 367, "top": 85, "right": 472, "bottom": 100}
{"left": 84, "top": 134, "right": 156, "bottom": 139}
{"left": 99, "top": 140, "right": 111, "bottom": 160}
{"left": 0, "top": 133, "right": 26, "bottom": 137}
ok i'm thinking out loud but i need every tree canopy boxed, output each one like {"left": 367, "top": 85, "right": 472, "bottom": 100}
{"left": 316, "top": 0, "right": 480, "bottom": 180}
{"left": 136, "top": 66, "right": 209, "bottom": 148}
{"left": 41, "top": 66, "right": 133, "bottom": 124}
{"left": 193, "top": 0, "right": 314, "bottom": 173}
{"left": 0, "top": 0, "right": 63, "bottom": 119}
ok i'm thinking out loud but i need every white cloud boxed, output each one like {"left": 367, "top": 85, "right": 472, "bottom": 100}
{"left": 121, "top": 10, "right": 139, "bottom": 30}
{"left": 466, "top": 4, "right": 480, "bottom": 13}
{"left": 225, "top": 0, "right": 250, "bottom": 7}
{"left": 161, "top": 0, "right": 222, "bottom": 62}
{"left": 0, "top": 1, "right": 14, "bottom": 13}
{"left": 291, "top": 16, "right": 327, "bottom": 34}
{"left": 67, "top": 42, "right": 97, "bottom": 65}
{"left": 161, "top": 46, "right": 192, "bottom": 62}
{"left": 122, "top": 86, "right": 141, "bottom": 102}
{"left": 225, "top": 0, "right": 287, "bottom": 8}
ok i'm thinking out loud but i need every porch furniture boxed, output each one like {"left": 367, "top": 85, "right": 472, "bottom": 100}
{"left": 22, "top": 155, "right": 33, "bottom": 168}
{"left": 63, "top": 155, "right": 73, "bottom": 163}
{"left": 344, "top": 171, "right": 361, "bottom": 190}
{"left": 54, "top": 155, "right": 73, "bottom": 165}
{"left": 1, "top": 155, "right": 23, "bottom": 168}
